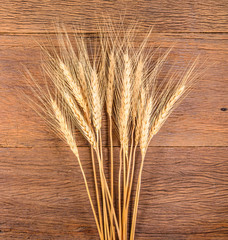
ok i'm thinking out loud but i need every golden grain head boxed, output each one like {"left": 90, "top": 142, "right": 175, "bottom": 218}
{"left": 90, "top": 68, "right": 102, "bottom": 132}
{"left": 132, "top": 57, "right": 144, "bottom": 121}
{"left": 59, "top": 60, "right": 89, "bottom": 115}
{"left": 140, "top": 96, "right": 153, "bottom": 156}
{"left": 106, "top": 51, "right": 115, "bottom": 116}
{"left": 51, "top": 99, "right": 79, "bottom": 158}
{"left": 149, "top": 84, "right": 186, "bottom": 142}
{"left": 118, "top": 53, "right": 132, "bottom": 152}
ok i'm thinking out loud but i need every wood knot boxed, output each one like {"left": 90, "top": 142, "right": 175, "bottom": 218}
{"left": 220, "top": 108, "right": 227, "bottom": 111}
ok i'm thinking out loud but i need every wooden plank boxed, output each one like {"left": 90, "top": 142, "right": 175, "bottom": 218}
{"left": 0, "top": 0, "right": 228, "bottom": 33}
{"left": 0, "top": 34, "right": 227, "bottom": 147}
{"left": 0, "top": 146, "right": 227, "bottom": 239}
{"left": 1, "top": 1, "right": 227, "bottom": 239}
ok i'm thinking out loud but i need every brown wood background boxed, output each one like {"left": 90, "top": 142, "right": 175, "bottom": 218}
{"left": 0, "top": 0, "right": 228, "bottom": 239}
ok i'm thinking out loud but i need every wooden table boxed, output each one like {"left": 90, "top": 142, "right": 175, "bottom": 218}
{"left": 0, "top": 1, "right": 228, "bottom": 239}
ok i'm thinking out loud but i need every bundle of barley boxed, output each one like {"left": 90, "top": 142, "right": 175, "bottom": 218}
{"left": 25, "top": 24, "right": 199, "bottom": 240}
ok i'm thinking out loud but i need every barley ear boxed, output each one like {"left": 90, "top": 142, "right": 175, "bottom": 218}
{"left": 140, "top": 96, "right": 153, "bottom": 157}
{"left": 63, "top": 91, "right": 96, "bottom": 149}
{"left": 51, "top": 99, "right": 79, "bottom": 158}
{"left": 119, "top": 53, "right": 132, "bottom": 154}
{"left": 132, "top": 57, "right": 143, "bottom": 121}
{"left": 149, "top": 85, "right": 185, "bottom": 141}
{"left": 90, "top": 69, "right": 102, "bottom": 132}
{"left": 106, "top": 51, "right": 115, "bottom": 117}
{"left": 59, "top": 61, "right": 90, "bottom": 116}
{"left": 135, "top": 87, "right": 146, "bottom": 145}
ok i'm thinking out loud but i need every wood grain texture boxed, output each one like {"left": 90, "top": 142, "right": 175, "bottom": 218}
{"left": 0, "top": 0, "right": 228, "bottom": 33}
{"left": 0, "top": 0, "right": 228, "bottom": 239}
{"left": 0, "top": 147, "right": 228, "bottom": 239}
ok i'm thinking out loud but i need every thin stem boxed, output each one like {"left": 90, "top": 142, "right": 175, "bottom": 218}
{"left": 118, "top": 146, "right": 123, "bottom": 237}
{"left": 122, "top": 149, "right": 127, "bottom": 239}
{"left": 130, "top": 154, "right": 146, "bottom": 240}
{"left": 126, "top": 125, "right": 135, "bottom": 192}
{"left": 95, "top": 140, "right": 120, "bottom": 238}
{"left": 91, "top": 147, "right": 104, "bottom": 239}
{"left": 109, "top": 115, "right": 114, "bottom": 239}
{"left": 75, "top": 153, "right": 102, "bottom": 238}
{"left": 123, "top": 125, "right": 135, "bottom": 239}
{"left": 106, "top": 192, "right": 114, "bottom": 240}
{"left": 126, "top": 145, "right": 137, "bottom": 221}
{"left": 113, "top": 225, "right": 116, "bottom": 240}
{"left": 98, "top": 130, "right": 109, "bottom": 239}
{"left": 109, "top": 116, "right": 114, "bottom": 202}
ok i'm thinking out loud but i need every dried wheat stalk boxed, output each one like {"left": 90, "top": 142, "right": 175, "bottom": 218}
{"left": 26, "top": 23, "right": 199, "bottom": 240}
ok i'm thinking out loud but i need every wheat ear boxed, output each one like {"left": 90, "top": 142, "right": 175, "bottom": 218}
{"left": 106, "top": 51, "right": 115, "bottom": 117}
{"left": 132, "top": 57, "right": 143, "bottom": 122}
{"left": 78, "top": 61, "right": 88, "bottom": 100}
{"left": 51, "top": 99, "right": 79, "bottom": 158}
{"left": 50, "top": 100, "right": 101, "bottom": 238}
{"left": 64, "top": 91, "right": 96, "bottom": 149}
{"left": 149, "top": 85, "right": 185, "bottom": 140}
{"left": 90, "top": 69, "right": 102, "bottom": 132}
{"left": 135, "top": 87, "right": 146, "bottom": 145}
{"left": 59, "top": 61, "right": 89, "bottom": 116}
{"left": 119, "top": 53, "right": 131, "bottom": 154}
{"left": 140, "top": 96, "right": 153, "bottom": 157}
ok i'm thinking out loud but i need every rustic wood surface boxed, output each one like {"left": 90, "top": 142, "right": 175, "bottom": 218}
{"left": 0, "top": 0, "right": 228, "bottom": 239}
